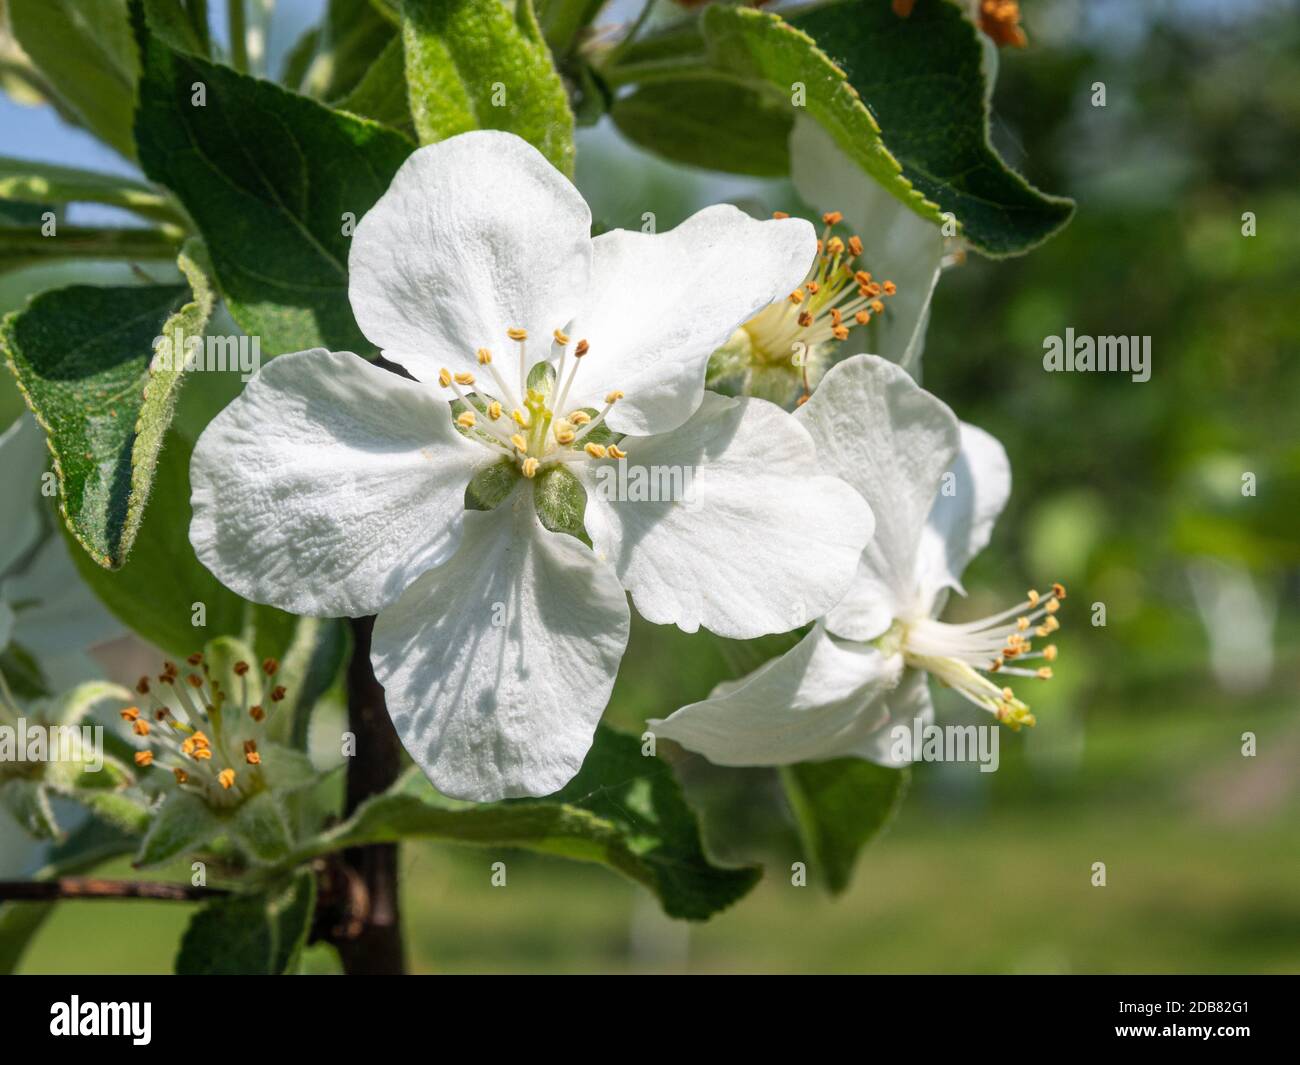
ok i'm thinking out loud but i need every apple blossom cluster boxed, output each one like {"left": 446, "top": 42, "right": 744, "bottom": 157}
{"left": 189, "top": 129, "right": 1062, "bottom": 802}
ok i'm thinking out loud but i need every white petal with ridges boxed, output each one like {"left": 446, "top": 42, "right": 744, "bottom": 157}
{"left": 581, "top": 392, "right": 874, "bottom": 639}
{"left": 562, "top": 205, "right": 816, "bottom": 436}
{"left": 846, "top": 668, "right": 936, "bottom": 767}
{"left": 914, "top": 421, "right": 1011, "bottom": 614}
{"left": 349, "top": 131, "right": 592, "bottom": 382}
{"left": 649, "top": 625, "right": 903, "bottom": 766}
{"left": 190, "top": 349, "right": 481, "bottom": 617}
{"left": 796, "top": 354, "right": 959, "bottom": 638}
{"left": 371, "top": 491, "right": 630, "bottom": 802}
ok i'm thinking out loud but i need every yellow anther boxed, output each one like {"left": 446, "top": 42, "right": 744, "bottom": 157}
{"left": 438, "top": 368, "right": 452, "bottom": 387}
{"left": 245, "top": 751, "right": 262, "bottom": 765}
{"left": 854, "top": 270, "right": 872, "bottom": 286}
{"left": 487, "top": 401, "right": 502, "bottom": 420}
{"left": 454, "top": 371, "right": 475, "bottom": 386}
{"left": 607, "top": 444, "right": 627, "bottom": 460}
{"left": 510, "top": 433, "right": 528, "bottom": 451}
{"left": 1017, "top": 616, "right": 1030, "bottom": 631}
{"left": 883, "top": 280, "right": 897, "bottom": 295}
{"left": 134, "top": 750, "right": 153, "bottom": 767}
{"left": 120, "top": 706, "right": 140, "bottom": 721}
{"left": 1027, "top": 588, "right": 1040, "bottom": 606}
{"left": 507, "top": 327, "right": 528, "bottom": 341}
{"left": 553, "top": 329, "right": 570, "bottom": 345}
{"left": 477, "top": 348, "right": 492, "bottom": 365}
{"left": 1001, "top": 687, "right": 1015, "bottom": 701}
{"left": 855, "top": 310, "right": 871, "bottom": 325}
{"left": 871, "top": 299, "right": 885, "bottom": 314}
{"left": 133, "top": 720, "right": 150, "bottom": 737}
{"left": 832, "top": 325, "right": 850, "bottom": 341}
{"left": 604, "top": 390, "right": 624, "bottom": 404}
{"left": 574, "top": 339, "right": 590, "bottom": 357}
{"left": 1044, "top": 598, "right": 1060, "bottom": 614}
{"left": 1052, "top": 582, "right": 1068, "bottom": 600}
{"left": 822, "top": 210, "right": 843, "bottom": 225}
{"left": 584, "top": 443, "right": 608, "bottom": 459}
{"left": 1041, "top": 615, "right": 1061, "bottom": 633}
{"left": 218, "top": 768, "right": 236, "bottom": 790}
{"left": 848, "top": 235, "right": 863, "bottom": 256}
{"left": 191, "top": 731, "right": 210, "bottom": 748}
{"left": 772, "top": 210, "right": 790, "bottom": 219}
{"left": 1043, "top": 644, "right": 1058, "bottom": 662}
{"left": 522, "top": 457, "right": 540, "bottom": 478}
{"left": 805, "top": 281, "right": 820, "bottom": 295}
{"left": 554, "top": 420, "right": 575, "bottom": 445}
{"left": 788, "top": 289, "right": 805, "bottom": 305}
{"left": 989, "top": 657, "right": 1004, "bottom": 672}
{"left": 1036, "top": 667, "right": 1054, "bottom": 680}
{"left": 173, "top": 768, "right": 188, "bottom": 784}
{"left": 826, "top": 236, "right": 845, "bottom": 256}
{"left": 511, "top": 408, "right": 528, "bottom": 427}
{"left": 569, "top": 410, "right": 591, "bottom": 426}
{"left": 456, "top": 411, "right": 477, "bottom": 428}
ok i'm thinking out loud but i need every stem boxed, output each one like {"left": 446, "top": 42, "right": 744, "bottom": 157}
{"left": 596, "top": 57, "right": 737, "bottom": 89}
{"left": 227, "top": 0, "right": 249, "bottom": 73}
{"left": 605, "top": 0, "right": 658, "bottom": 66}
{"left": 331, "top": 616, "right": 406, "bottom": 975}
{"left": 0, "top": 878, "right": 226, "bottom": 902}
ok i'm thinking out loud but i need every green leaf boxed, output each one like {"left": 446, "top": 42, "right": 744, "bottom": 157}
{"left": 282, "top": 0, "right": 398, "bottom": 101}
{"left": 63, "top": 430, "right": 299, "bottom": 658}
{"left": 289, "top": 727, "right": 760, "bottom": 920}
{"left": 134, "top": 789, "right": 223, "bottom": 868}
{"left": 228, "top": 791, "right": 293, "bottom": 865}
{"left": 335, "top": 35, "right": 415, "bottom": 137}
{"left": 612, "top": 78, "right": 792, "bottom": 178}
{"left": 132, "top": 2, "right": 414, "bottom": 356}
{"left": 533, "top": 463, "right": 588, "bottom": 542}
{"left": 175, "top": 868, "right": 315, "bottom": 975}
{"left": 789, "top": 0, "right": 1074, "bottom": 256}
{"left": 0, "top": 157, "right": 182, "bottom": 227}
{"left": 401, "top": 0, "right": 575, "bottom": 175}
{"left": 697, "top": 4, "right": 943, "bottom": 228}
{"left": 6, "top": 0, "right": 139, "bottom": 160}
{"left": 0, "top": 818, "right": 137, "bottom": 974}
{"left": 0, "top": 778, "right": 59, "bottom": 839}
{"left": 780, "top": 758, "right": 909, "bottom": 895}
{"left": 1, "top": 242, "right": 214, "bottom": 567}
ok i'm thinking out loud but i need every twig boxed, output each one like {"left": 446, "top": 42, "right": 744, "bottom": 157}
{"left": 0, "top": 878, "right": 227, "bottom": 902}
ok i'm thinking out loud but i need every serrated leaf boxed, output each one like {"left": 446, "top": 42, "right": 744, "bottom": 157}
{"left": 134, "top": 789, "right": 223, "bottom": 868}
{"left": 1, "top": 241, "right": 214, "bottom": 567}
{"left": 533, "top": 463, "right": 588, "bottom": 542}
{"left": 175, "top": 868, "right": 315, "bottom": 975}
{"left": 699, "top": 4, "right": 943, "bottom": 228}
{"left": 228, "top": 791, "right": 293, "bottom": 865}
{"left": 780, "top": 757, "right": 909, "bottom": 895}
{"left": 132, "top": 1, "right": 414, "bottom": 356}
{"left": 6, "top": 0, "right": 139, "bottom": 160}
{"left": 789, "top": 0, "right": 1073, "bottom": 256}
{"left": 289, "top": 727, "right": 760, "bottom": 920}
{"left": 401, "top": 0, "right": 575, "bottom": 175}
{"left": 612, "top": 79, "right": 792, "bottom": 177}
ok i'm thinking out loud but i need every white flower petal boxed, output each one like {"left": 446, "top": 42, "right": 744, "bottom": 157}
{"left": 846, "top": 668, "right": 936, "bottom": 767}
{"left": 0, "top": 414, "right": 46, "bottom": 577}
{"left": 190, "top": 348, "right": 480, "bottom": 617}
{"left": 564, "top": 205, "right": 816, "bottom": 435}
{"left": 796, "top": 354, "right": 960, "bottom": 639}
{"left": 349, "top": 131, "right": 592, "bottom": 382}
{"left": 371, "top": 491, "right": 630, "bottom": 802}
{"left": 914, "top": 421, "right": 1011, "bottom": 614}
{"left": 790, "top": 116, "right": 944, "bottom": 373}
{"left": 582, "top": 392, "right": 874, "bottom": 639}
{"left": 649, "top": 625, "right": 903, "bottom": 766}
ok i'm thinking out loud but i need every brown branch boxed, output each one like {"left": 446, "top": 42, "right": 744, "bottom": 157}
{"left": 322, "top": 616, "right": 406, "bottom": 975}
{"left": 0, "top": 877, "right": 227, "bottom": 902}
